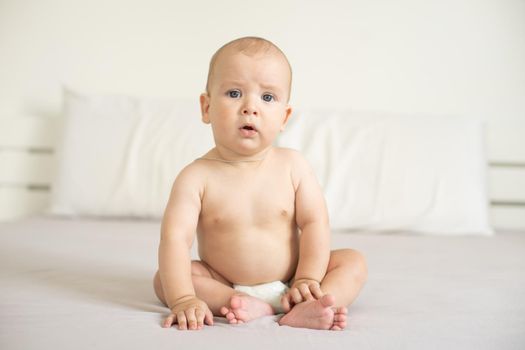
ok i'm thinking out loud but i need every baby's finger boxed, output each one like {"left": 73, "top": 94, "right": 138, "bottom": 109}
{"left": 298, "top": 283, "right": 314, "bottom": 301}
{"left": 281, "top": 293, "right": 292, "bottom": 312}
{"left": 185, "top": 308, "right": 198, "bottom": 330}
{"left": 290, "top": 287, "right": 303, "bottom": 304}
{"left": 163, "top": 314, "right": 176, "bottom": 328}
{"left": 204, "top": 308, "right": 214, "bottom": 326}
{"left": 310, "top": 283, "right": 324, "bottom": 299}
{"left": 195, "top": 308, "right": 205, "bottom": 329}
{"left": 176, "top": 311, "right": 187, "bottom": 330}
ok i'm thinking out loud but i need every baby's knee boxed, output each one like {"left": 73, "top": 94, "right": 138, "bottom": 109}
{"left": 337, "top": 249, "right": 368, "bottom": 283}
{"left": 348, "top": 249, "right": 368, "bottom": 283}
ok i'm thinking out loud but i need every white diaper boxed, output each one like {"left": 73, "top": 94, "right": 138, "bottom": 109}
{"left": 233, "top": 281, "right": 289, "bottom": 314}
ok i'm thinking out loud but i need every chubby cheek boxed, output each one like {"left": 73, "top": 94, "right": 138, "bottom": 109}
{"left": 271, "top": 109, "right": 290, "bottom": 133}
{"left": 212, "top": 101, "right": 238, "bottom": 120}
{"left": 209, "top": 107, "right": 235, "bottom": 139}
{"left": 209, "top": 102, "right": 230, "bottom": 122}
{"left": 209, "top": 118, "right": 229, "bottom": 138}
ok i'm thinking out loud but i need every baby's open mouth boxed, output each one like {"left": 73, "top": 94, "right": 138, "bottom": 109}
{"left": 239, "top": 124, "right": 258, "bottom": 137}
{"left": 240, "top": 124, "right": 257, "bottom": 131}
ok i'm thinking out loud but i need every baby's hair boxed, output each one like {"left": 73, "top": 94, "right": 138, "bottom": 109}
{"left": 205, "top": 36, "right": 292, "bottom": 100}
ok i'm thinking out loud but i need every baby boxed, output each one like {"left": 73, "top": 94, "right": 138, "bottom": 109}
{"left": 153, "top": 36, "right": 367, "bottom": 331}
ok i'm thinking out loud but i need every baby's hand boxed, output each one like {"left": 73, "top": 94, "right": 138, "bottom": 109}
{"left": 163, "top": 295, "right": 214, "bottom": 330}
{"left": 281, "top": 278, "right": 324, "bottom": 312}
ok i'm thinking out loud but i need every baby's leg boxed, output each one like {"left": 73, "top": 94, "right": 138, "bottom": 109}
{"left": 319, "top": 249, "right": 368, "bottom": 307}
{"left": 188, "top": 260, "right": 237, "bottom": 315}
{"left": 154, "top": 260, "right": 236, "bottom": 314}
{"left": 190, "top": 261, "right": 274, "bottom": 323}
{"left": 153, "top": 261, "right": 273, "bottom": 322}
{"left": 279, "top": 249, "right": 367, "bottom": 330}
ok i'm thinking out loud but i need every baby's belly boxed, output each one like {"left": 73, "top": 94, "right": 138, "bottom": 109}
{"left": 197, "top": 229, "right": 299, "bottom": 285}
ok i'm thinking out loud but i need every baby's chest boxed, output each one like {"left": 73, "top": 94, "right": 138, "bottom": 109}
{"left": 200, "top": 174, "right": 296, "bottom": 226}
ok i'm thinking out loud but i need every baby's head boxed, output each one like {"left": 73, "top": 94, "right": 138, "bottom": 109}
{"left": 200, "top": 37, "right": 293, "bottom": 159}
{"left": 205, "top": 37, "right": 292, "bottom": 102}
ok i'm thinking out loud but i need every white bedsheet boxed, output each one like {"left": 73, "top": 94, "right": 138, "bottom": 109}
{"left": 1, "top": 217, "right": 524, "bottom": 349}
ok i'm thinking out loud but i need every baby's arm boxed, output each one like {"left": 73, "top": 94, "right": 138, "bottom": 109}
{"left": 158, "top": 164, "right": 213, "bottom": 330}
{"left": 282, "top": 152, "right": 331, "bottom": 311}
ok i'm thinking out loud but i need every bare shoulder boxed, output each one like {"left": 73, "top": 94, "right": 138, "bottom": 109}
{"left": 272, "top": 147, "right": 314, "bottom": 188}
{"left": 177, "top": 159, "right": 211, "bottom": 178}
{"left": 169, "top": 159, "right": 211, "bottom": 196}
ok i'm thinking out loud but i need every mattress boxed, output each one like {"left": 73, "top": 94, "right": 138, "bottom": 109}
{"left": 1, "top": 216, "right": 524, "bottom": 350}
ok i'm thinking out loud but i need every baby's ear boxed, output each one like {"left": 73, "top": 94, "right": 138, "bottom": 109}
{"left": 280, "top": 104, "right": 293, "bottom": 131}
{"left": 200, "top": 93, "right": 211, "bottom": 124}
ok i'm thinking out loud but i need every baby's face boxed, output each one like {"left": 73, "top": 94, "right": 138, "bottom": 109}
{"left": 200, "top": 49, "right": 292, "bottom": 158}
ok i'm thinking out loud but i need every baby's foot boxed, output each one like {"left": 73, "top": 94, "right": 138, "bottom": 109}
{"left": 278, "top": 294, "right": 348, "bottom": 330}
{"left": 219, "top": 294, "right": 274, "bottom": 324}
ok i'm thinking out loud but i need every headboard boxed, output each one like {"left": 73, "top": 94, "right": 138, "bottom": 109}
{"left": 484, "top": 122, "right": 525, "bottom": 230}
{"left": 1, "top": 117, "right": 524, "bottom": 230}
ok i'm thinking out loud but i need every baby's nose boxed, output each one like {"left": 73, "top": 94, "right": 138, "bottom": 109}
{"left": 242, "top": 106, "right": 258, "bottom": 116}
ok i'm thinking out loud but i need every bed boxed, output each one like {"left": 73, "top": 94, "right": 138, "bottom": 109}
{"left": 1, "top": 91, "right": 525, "bottom": 350}
{"left": 1, "top": 216, "right": 524, "bottom": 349}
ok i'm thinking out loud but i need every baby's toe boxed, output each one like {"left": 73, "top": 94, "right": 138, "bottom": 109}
{"left": 335, "top": 306, "right": 348, "bottom": 315}
{"left": 220, "top": 306, "right": 229, "bottom": 316}
{"left": 334, "top": 320, "right": 346, "bottom": 329}
{"left": 334, "top": 314, "right": 347, "bottom": 322}
{"left": 228, "top": 316, "right": 240, "bottom": 324}
{"left": 230, "top": 295, "right": 243, "bottom": 309}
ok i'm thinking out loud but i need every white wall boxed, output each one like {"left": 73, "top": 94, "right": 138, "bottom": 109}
{"left": 1, "top": 0, "right": 524, "bottom": 123}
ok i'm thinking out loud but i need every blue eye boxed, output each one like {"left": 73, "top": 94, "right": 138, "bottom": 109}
{"left": 228, "top": 90, "right": 241, "bottom": 98}
{"left": 262, "top": 94, "right": 274, "bottom": 102}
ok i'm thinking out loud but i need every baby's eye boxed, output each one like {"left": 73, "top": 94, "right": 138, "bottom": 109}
{"left": 227, "top": 90, "right": 241, "bottom": 98}
{"left": 262, "top": 94, "right": 274, "bottom": 102}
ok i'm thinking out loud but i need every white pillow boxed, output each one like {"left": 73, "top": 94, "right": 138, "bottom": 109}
{"left": 49, "top": 88, "right": 213, "bottom": 218}
{"left": 277, "top": 109, "right": 493, "bottom": 235}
